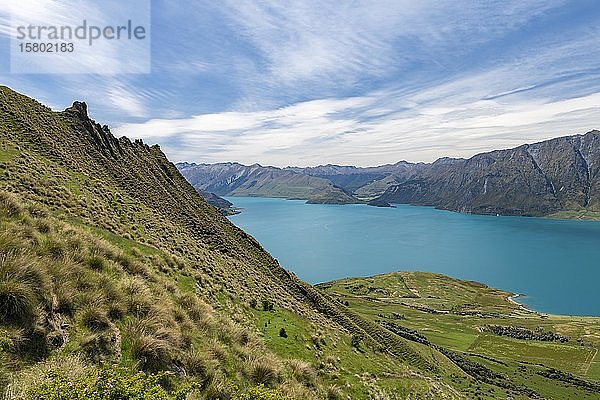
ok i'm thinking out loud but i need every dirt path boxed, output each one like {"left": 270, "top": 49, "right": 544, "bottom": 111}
{"left": 583, "top": 347, "right": 598, "bottom": 375}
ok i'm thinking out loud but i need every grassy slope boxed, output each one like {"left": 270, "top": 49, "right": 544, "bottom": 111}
{"left": 319, "top": 272, "right": 600, "bottom": 399}
{"left": 0, "top": 86, "right": 476, "bottom": 399}
{"left": 547, "top": 210, "right": 600, "bottom": 221}
{"left": 0, "top": 192, "right": 314, "bottom": 399}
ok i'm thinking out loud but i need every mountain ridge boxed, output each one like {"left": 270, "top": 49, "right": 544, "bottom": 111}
{"left": 180, "top": 131, "right": 600, "bottom": 218}
{"left": 177, "top": 161, "right": 360, "bottom": 204}
{"left": 374, "top": 130, "right": 600, "bottom": 216}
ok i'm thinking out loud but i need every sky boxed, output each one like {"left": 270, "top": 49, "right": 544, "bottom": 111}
{"left": 0, "top": 0, "right": 599, "bottom": 167}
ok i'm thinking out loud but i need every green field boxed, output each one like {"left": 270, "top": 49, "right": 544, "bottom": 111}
{"left": 318, "top": 271, "right": 600, "bottom": 398}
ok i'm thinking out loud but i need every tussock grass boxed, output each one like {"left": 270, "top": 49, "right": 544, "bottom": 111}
{"left": 0, "top": 253, "right": 50, "bottom": 326}
{"left": 0, "top": 189, "right": 329, "bottom": 398}
{"left": 247, "top": 357, "right": 281, "bottom": 387}
{"left": 0, "top": 280, "right": 35, "bottom": 326}
{"left": 126, "top": 316, "right": 182, "bottom": 371}
{"left": 182, "top": 349, "right": 215, "bottom": 385}
{"left": 79, "top": 306, "right": 110, "bottom": 332}
{"left": 206, "top": 339, "right": 228, "bottom": 364}
{"left": 286, "top": 359, "right": 316, "bottom": 387}
{"left": 326, "top": 385, "right": 343, "bottom": 400}
{"left": 0, "top": 191, "right": 22, "bottom": 217}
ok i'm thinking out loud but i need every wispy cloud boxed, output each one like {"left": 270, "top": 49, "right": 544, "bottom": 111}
{"left": 211, "top": 0, "right": 567, "bottom": 91}
{"left": 114, "top": 85, "right": 600, "bottom": 167}
{"left": 2, "top": 1, "right": 599, "bottom": 166}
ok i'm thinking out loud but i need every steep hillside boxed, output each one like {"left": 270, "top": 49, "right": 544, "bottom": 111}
{"left": 0, "top": 86, "right": 477, "bottom": 399}
{"left": 0, "top": 191, "right": 315, "bottom": 399}
{"left": 177, "top": 162, "right": 359, "bottom": 204}
{"left": 374, "top": 132, "right": 600, "bottom": 217}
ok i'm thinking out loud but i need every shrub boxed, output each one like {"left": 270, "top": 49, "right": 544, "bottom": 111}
{"left": 247, "top": 358, "right": 280, "bottom": 387}
{"left": 203, "top": 376, "right": 236, "bottom": 400}
{"left": 249, "top": 299, "right": 257, "bottom": 309}
{"left": 261, "top": 300, "right": 274, "bottom": 311}
{"left": 279, "top": 328, "right": 287, "bottom": 338}
{"left": 351, "top": 334, "right": 363, "bottom": 350}
{"left": 0, "top": 332, "right": 13, "bottom": 351}
{"left": 19, "top": 364, "right": 180, "bottom": 400}
{"left": 0, "top": 191, "right": 23, "bottom": 217}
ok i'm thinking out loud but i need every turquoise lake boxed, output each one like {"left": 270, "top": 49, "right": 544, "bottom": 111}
{"left": 226, "top": 196, "right": 600, "bottom": 316}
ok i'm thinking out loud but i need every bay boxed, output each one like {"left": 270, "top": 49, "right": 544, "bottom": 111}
{"left": 227, "top": 196, "right": 600, "bottom": 316}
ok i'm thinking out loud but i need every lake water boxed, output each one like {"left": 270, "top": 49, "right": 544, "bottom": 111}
{"left": 226, "top": 197, "right": 600, "bottom": 316}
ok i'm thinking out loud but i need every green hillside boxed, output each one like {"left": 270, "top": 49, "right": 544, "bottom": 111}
{"left": 1, "top": 86, "right": 599, "bottom": 399}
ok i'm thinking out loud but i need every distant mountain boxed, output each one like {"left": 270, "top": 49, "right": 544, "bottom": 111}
{"left": 285, "top": 161, "right": 424, "bottom": 195}
{"left": 176, "top": 162, "right": 360, "bottom": 204}
{"left": 374, "top": 131, "right": 600, "bottom": 217}
{"left": 181, "top": 131, "right": 600, "bottom": 218}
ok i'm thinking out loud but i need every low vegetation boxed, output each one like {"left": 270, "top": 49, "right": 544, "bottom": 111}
{"left": 0, "top": 192, "right": 319, "bottom": 399}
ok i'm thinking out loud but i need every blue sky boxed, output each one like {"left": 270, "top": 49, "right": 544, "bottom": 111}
{"left": 1, "top": 0, "right": 599, "bottom": 166}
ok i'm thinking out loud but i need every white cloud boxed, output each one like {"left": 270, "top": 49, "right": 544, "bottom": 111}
{"left": 213, "top": 0, "right": 567, "bottom": 88}
{"left": 113, "top": 82, "right": 600, "bottom": 167}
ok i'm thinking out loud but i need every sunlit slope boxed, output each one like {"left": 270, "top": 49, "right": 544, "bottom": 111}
{"left": 0, "top": 86, "right": 472, "bottom": 399}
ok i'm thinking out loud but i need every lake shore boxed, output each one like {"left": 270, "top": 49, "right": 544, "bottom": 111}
{"left": 226, "top": 196, "right": 600, "bottom": 316}
{"left": 507, "top": 293, "right": 538, "bottom": 314}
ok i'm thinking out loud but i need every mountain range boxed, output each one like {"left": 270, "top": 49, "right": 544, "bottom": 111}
{"left": 178, "top": 131, "right": 600, "bottom": 218}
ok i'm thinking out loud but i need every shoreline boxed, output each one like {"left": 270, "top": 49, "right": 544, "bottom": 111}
{"left": 507, "top": 293, "right": 538, "bottom": 314}
{"left": 225, "top": 195, "right": 600, "bottom": 221}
